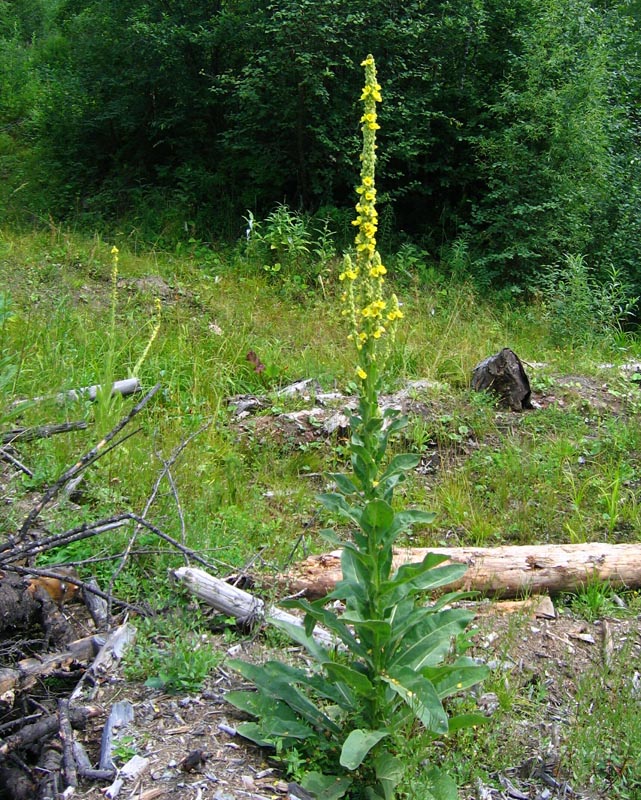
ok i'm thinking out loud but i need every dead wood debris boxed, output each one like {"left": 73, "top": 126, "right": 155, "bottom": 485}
{"left": 0, "top": 385, "right": 229, "bottom": 799}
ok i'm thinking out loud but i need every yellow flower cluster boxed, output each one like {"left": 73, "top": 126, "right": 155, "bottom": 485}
{"left": 339, "top": 56, "right": 403, "bottom": 383}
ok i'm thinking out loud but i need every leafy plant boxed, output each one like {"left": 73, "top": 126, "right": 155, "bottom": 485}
{"left": 226, "top": 56, "right": 486, "bottom": 800}
{"left": 247, "top": 203, "right": 337, "bottom": 294}
{"left": 537, "top": 253, "right": 638, "bottom": 345}
{"left": 125, "top": 614, "right": 221, "bottom": 694}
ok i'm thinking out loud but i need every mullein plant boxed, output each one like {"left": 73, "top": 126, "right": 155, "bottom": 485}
{"left": 227, "top": 56, "right": 487, "bottom": 800}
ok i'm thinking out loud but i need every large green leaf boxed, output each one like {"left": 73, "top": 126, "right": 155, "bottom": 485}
{"left": 235, "top": 721, "right": 274, "bottom": 748}
{"left": 374, "top": 751, "right": 404, "bottom": 800}
{"left": 380, "top": 509, "right": 437, "bottom": 547}
{"left": 282, "top": 597, "right": 367, "bottom": 657}
{"left": 390, "top": 608, "right": 474, "bottom": 670}
{"left": 318, "top": 492, "right": 362, "bottom": 526}
{"left": 346, "top": 618, "right": 392, "bottom": 653}
{"left": 340, "top": 729, "right": 388, "bottom": 769}
{"left": 378, "top": 453, "right": 420, "bottom": 481}
{"left": 329, "top": 472, "right": 360, "bottom": 496}
{"left": 225, "top": 690, "right": 298, "bottom": 721}
{"left": 422, "top": 659, "right": 489, "bottom": 699}
{"left": 382, "top": 667, "right": 448, "bottom": 734}
{"left": 447, "top": 713, "right": 489, "bottom": 733}
{"left": 424, "top": 763, "right": 459, "bottom": 800}
{"left": 228, "top": 659, "right": 340, "bottom": 733}
{"left": 380, "top": 553, "right": 455, "bottom": 604}
{"left": 301, "top": 772, "right": 352, "bottom": 800}
{"left": 261, "top": 716, "right": 316, "bottom": 740}
{"left": 322, "top": 662, "right": 374, "bottom": 697}
{"left": 361, "top": 498, "right": 395, "bottom": 534}
{"left": 265, "top": 615, "right": 329, "bottom": 663}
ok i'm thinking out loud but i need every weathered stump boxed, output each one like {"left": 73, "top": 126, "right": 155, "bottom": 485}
{"left": 472, "top": 348, "right": 532, "bottom": 411}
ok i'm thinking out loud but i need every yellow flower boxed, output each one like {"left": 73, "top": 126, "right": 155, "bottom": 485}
{"left": 110, "top": 246, "right": 119, "bottom": 255}
{"left": 372, "top": 326, "right": 385, "bottom": 339}
{"left": 356, "top": 366, "right": 367, "bottom": 380}
{"left": 361, "top": 56, "right": 374, "bottom": 66}
{"left": 362, "top": 176, "right": 374, "bottom": 186}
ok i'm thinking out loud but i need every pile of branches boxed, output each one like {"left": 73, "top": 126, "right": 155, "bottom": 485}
{"left": 0, "top": 383, "right": 221, "bottom": 798}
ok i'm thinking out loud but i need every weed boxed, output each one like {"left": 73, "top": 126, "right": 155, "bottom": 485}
{"left": 564, "top": 576, "right": 621, "bottom": 622}
{"left": 226, "top": 56, "right": 486, "bottom": 800}
{"left": 125, "top": 611, "right": 222, "bottom": 694}
{"left": 538, "top": 253, "right": 638, "bottom": 346}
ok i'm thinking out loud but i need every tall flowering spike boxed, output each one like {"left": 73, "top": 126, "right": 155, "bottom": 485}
{"left": 341, "top": 55, "right": 401, "bottom": 386}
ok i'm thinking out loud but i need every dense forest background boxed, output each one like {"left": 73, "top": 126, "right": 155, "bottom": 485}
{"left": 1, "top": 0, "right": 641, "bottom": 291}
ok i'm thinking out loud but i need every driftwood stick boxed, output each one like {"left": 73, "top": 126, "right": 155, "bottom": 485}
{"left": 36, "top": 739, "right": 63, "bottom": 800}
{"left": 0, "top": 446, "right": 33, "bottom": 477}
{"left": 1, "top": 421, "right": 89, "bottom": 445}
{"left": 73, "top": 739, "right": 115, "bottom": 781}
{"left": 172, "top": 567, "right": 338, "bottom": 649}
{"left": 70, "top": 623, "right": 136, "bottom": 703}
{"left": 19, "top": 383, "right": 161, "bottom": 538}
{"left": 83, "top": 577, "right": 110, "bottom": 630}
{"left": 99, "top": 700, "right": 135, "bottom": 772}
{"left": 11, "top": 378, "right": 141, "bottom": 410}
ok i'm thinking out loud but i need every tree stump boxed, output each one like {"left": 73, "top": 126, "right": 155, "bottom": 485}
{"left": 472, "top": 348, "right": 532, "bottom": 410}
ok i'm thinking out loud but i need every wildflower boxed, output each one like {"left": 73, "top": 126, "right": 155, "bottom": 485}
{"left": 356, "top": 367, "right": 367, "bottom": 380}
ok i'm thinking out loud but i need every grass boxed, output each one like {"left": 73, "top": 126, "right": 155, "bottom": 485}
{"left": 2, "top": 226, "right": 641, "bottom": 797}
{"left": 3, "top": 226, "right": 641, "bottom": 559}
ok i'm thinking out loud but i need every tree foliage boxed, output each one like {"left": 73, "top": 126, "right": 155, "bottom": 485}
{"left": 2, "top": 0, "right": 641, "bottom": 291}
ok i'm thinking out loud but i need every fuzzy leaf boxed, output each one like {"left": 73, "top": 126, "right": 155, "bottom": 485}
{"left": 235, "top": 721, "right": 274, "bottom": 748}
{"left": 447, "top": 713, "right": 489, "bottom": 733}
{"left": 225, "top": 690, "right": 297, "bottom": 721}
{"left": 382, "top": 667, "right": 448, "bottom": 734}
{"left": 374, "top": 751, "right": 404, "bottom": 800}
{"left": 228, "top": 659, "right": 340, "bottom": 733}
{"left": 329, "top": 472, "right": 360, "bottom": 496}
{"left": 390, "top": 608, "right": 473, "bottom": 670}
{"left": 340, "top": 729, "right": 388, "bottom": 769}
{"left": 301, "top": 773, "right": 352, "bottom": 800}
{"left": 318, "top": 492, "right": 362, "bottom": 526}
{"left": 361, "top": 499, "right": 395, "bottom": 535}
{"left": 282, "top": 597, "right": 368, "bottom": 657}
{"left": 424, "top": 764, "right": 459, "bottom": 800}
{"left": 378, "top": 453, "right": 420, "bottom": 481}
{"left": 422, "top": 660, "right": 489, "bottom": 699}
{"left": 322, "top": 662, "right": 374, "bottom": 697}
{"left": 265, "top": 616, "right": 329, "bottom": 663}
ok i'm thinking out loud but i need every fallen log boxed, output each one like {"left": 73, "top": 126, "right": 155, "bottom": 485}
{"left": 11, "top": 377, "right": 141, "bottom": 410}
{"left": 172, "top": 567, "right": 339, "bottom": 648}
{"left": 278, "top": 542, "right": 641, "bottom": 599}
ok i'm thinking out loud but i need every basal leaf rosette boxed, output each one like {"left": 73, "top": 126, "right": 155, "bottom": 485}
{"left": 340, "top": 55, "right": 403, "bottom": 394}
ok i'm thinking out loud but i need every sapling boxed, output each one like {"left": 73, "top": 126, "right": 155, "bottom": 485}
{"left": 226, "top": 55, "right": 487, "bottom": 800}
